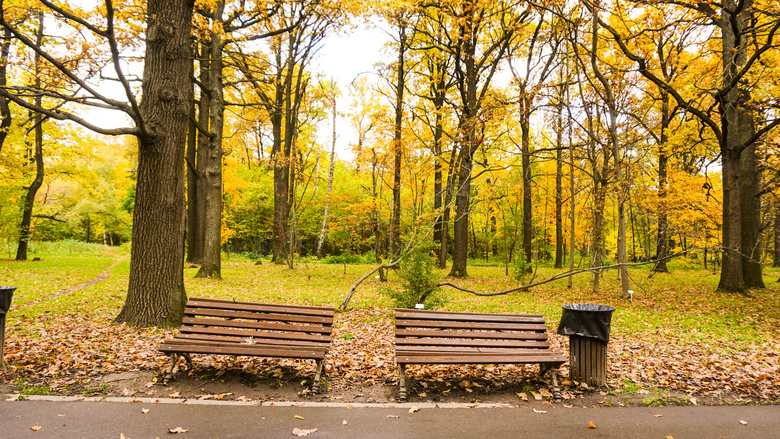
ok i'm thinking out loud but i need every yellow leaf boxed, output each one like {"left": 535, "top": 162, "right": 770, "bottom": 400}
{"left": 31, "top": 426, "right": 42, "bottom": 431}
{"left": 295, "top": 415, "right": 305, "bottom": 420}
{"left": 588, "top": 422, "right": 596, "bottom": 429}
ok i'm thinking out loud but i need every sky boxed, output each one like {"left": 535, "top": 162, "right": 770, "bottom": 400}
{"left": 83, "top": 19, "right": 391, "bottom": 162}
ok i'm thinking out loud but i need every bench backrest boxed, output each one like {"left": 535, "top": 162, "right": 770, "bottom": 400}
{"left": 395, "top": 308, "right": 551, "bottom": 349}
{"left": 180, "top": 297, "right": 334, "bottom": 347}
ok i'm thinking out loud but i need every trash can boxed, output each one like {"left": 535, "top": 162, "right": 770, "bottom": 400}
{"left": 0, "top": 286, "right": 16, "bottom": 367}
{"left": 557, "top": 303, "right": 615, "bottom": 386}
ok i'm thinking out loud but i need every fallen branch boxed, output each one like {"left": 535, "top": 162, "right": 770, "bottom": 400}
{"left": 435, "top": 247, "right": 701, "bottom": 297}
{"left": 338, "top": 257, "right": 401, "bottom": 311}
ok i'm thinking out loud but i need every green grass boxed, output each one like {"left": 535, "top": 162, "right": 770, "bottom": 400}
{"left": 6, "top": 247, "right": 780, "bottom": 348}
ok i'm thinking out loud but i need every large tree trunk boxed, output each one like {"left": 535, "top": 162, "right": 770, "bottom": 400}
{"left": 116, "top": 0, "right": 193, "bottom": 327}
{"left": 718, "top": 0, "right": 763, "bottom": 291}
{"left": 196, "top": 1, "right": 225, "bottom": 279}
{"left": 16, "top": 14, "right": 44, "bottom": 262}
{"left": 653, "top": 93, "right": 670, "bottom": 273}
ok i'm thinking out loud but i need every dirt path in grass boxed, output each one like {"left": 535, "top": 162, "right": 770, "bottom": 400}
{"left": 9, "top": 258, "right": 126, "bottom": 312}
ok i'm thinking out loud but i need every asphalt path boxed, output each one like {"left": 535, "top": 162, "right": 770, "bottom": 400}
{"left": 2, "top": 397, "right": 778, "bottom": 438}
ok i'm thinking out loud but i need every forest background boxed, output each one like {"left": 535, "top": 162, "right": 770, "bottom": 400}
{"left": 0, "top": 0, "right": 778, "bottom": 326}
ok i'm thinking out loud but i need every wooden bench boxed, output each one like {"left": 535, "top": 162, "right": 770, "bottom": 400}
{"left": 158, "top": 297, "right": 334, "bottom": 393}
{"left": 394, "top": 308, "right": 565, "bottom": 401}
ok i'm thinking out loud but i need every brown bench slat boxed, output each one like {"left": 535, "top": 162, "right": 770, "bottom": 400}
{"left": 188, "top": 298, "right": 334, "bottom": 317}
{"left": 185, "top": 307, "right": 333, "bottom": 325}
{"left": 174, "top": 333, "right": 330, "bottom": 347}
{"left": 396, "top": 328, "right": 548, "bottom": 341}
{"left": 161, "top": 338, "right": 329, "bottom": 351}
{"left": 397, "top": 346, "right": 554, "bottom": 354}
{"left": 396, "top": 319, "right": 548, "bottom": 332}
{"left": 395, "top": 309, "right": 545, "bottom": 323}
{"left": 183, "top": 317, "right": 332, "bottom": 335}
{"left": 179, "top": 325, "right": 331, "bottom": 342}
{"left": 396, "top": 338, "right": 549, "bottom": 349}
{"left": 159, "top": 342, "right": 326, "bottom": 360}
{"left": 397, "top": 352, "right": 565, "bottom": 365}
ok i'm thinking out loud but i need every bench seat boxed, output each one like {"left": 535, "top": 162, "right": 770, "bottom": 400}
{"left": 159, "top": 297, "right": 334, "bottom": 393}
{"left": 394, "top": 308, "right": 565, "bottom": 401}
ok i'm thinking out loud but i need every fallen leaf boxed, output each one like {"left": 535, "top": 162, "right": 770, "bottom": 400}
{"left": 168, "top": 392, "right": 180, "bottom": 398}
{"left": 295, "top": 415, "right": 305, "bottom": 420}
{"left": 666, "top": 436, "right": 674, "bottom": 439}
{"left": 120, "top": 434, "right": 129, "bottom": 439}
{"left": 533, "top": 409, "right": 547, "bottom": 414}
{"left": 292, "top": 428, "right": 318, "bottom": 437}
{"left": 142, "top": 408, "right": 150, "bottom": 414}
{"left": 168, "top": 427, "right": 188, "bottom": 434}
{"left": 740, "top": 420, "right": 748, "bottom": 425}
{"left": 342, "top": 420, "right": 348, "bottom": 425}
{"left": 386, "top": 415, "right": 400, "bottom": 418}
{"left": 408, "top": 406, "right": 419, "bottom": 413}
{"left": 516, "top": 392, "right": 528, "bottom": 401}
{"left": 587, "top": 422, "right": 596, "bottom": 429}
{"left": 57, "top": 414, "right": 66, "bottom": 417}
{"left": 31, "top": 426, "right": 42, "bottom": 431}
{"left": 654, "top": 414, "right": 663, "bottom": 418}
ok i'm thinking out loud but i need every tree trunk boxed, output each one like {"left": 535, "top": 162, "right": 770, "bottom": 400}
{"left": 0, "top": 28, "right": 11, "bottom": 154}
{"left": 192, "top": 42, "right": 210, "bottom": 265}
{"left": 519, "top": 93, "right": 534, "bottom": 270}
{"left": 196, "top": 1, "right": 225, "bottom": 280}
{"left": 186, "top": 85, "right": 198, "bottom": 263}
{"left": 316, "top": 86, "right": 337, "bottom": 258}
{"left": 774, "top": 200, "right": 780, "bottom": 267}
{"left": 116, "top": 0, "right": 193, "bottom": 327}
{"left": 389, "top": 24, "right": 406, "bottom": 258}
{"left": 16, "top": 15, "right": 44, "bottom": 262}
{"left": 554, "top": 100, "right": 564, "bottom": 269}
{"left": 718, "top": 0, "right": 763, "bottom": 291}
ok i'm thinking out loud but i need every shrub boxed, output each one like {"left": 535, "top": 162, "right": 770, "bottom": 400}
{"left": 513, "top": 248, "right": 531, "bottom": 283}
{"left": 385, "top": 243, "right": 445, "bottom": 309}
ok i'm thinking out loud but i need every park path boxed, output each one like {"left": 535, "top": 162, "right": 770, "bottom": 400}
{"left": 10, "top": 258, "right": 126, "bottom": 312}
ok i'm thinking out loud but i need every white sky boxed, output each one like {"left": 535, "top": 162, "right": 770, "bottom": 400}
{"left": 83, "top": 19, "right": 391, "bottom": 162}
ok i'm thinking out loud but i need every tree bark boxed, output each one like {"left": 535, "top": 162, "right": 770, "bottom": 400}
{"left": 554, "top": 98, "right": 564, "bottom": 269}
{"left": 718, "top": 0, "right": 764, "bottom": 291}
{"left": 196, "top": 1, "right": 225, "bottom": 279}
{"left": 0, "top": 28, "right": 11, "bottom": 154}
{"left": 115, "top": 0, "right": 193, "bottom": 327}
{"left": 16, "top": 14, "right": 44, "bottom": 262}
{"left": 389, "top": 23, "right": 406, "bottom": 258}
{"left": 652, "top": 92, "right": 670, "bottom": 273}
{"left": 316, "top": 83, "right": 337, "bottom": 258}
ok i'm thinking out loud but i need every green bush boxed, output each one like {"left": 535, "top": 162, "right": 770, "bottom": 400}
{"left": 384, "top": 243, "right": 445, "bottom": 309}
{"left": 321, "top": 254, "right": 374, "bottom": 265}
{"left": 512, "top": 248, "right": 531, "bottom": 283}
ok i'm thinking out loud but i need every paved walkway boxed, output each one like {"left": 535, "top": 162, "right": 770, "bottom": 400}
{"left": 2, "top": 396, "right": 778, "bottom": 438}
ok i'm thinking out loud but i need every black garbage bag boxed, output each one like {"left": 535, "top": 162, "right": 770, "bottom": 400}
{"left": 0, "top": 286, "right": 16, "bottom": 315}
{"left": 557, "top": 303, "right": 615, "bottom": 343}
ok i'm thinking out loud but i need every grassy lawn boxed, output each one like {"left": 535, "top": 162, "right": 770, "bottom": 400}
{"left": 2, "top": 244, "right": 779, "bottom": 403}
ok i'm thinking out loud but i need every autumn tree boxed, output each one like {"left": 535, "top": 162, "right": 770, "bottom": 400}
{"left": 0, "top": 0, "right": 195, "bottom": 326}
{"left": 596, "top": 0, "right": 780, "bottom": 292}
{"left": 419, "top": 0, "right": 525, "bottom": 277}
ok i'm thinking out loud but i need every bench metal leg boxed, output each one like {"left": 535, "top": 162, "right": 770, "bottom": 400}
{"left": 398, "top": 364, "right": 407, "bottom": 401}
{"left": 312, "top": 359, "right": 325, "bottom": 394}
{"left": 162, "top": 353, "right": 179, "bottom": 384}
{"left": 550, "top": 368, "right": 562, "bottom": 402}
